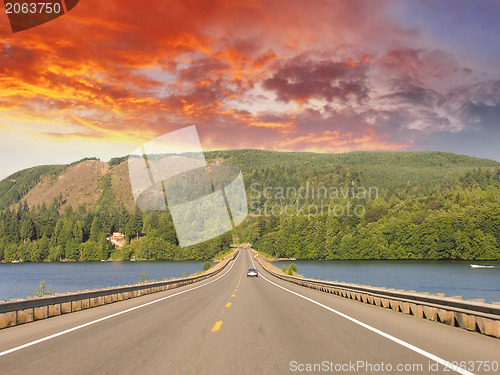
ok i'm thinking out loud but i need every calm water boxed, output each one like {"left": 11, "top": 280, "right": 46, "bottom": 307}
{"left": 0, "top": 261, "right": 211, "bottom": 301}
{"left": 274, "top": 260, "right": 500, "bottom": 303}
{"left": 2, "top": 260, "right": 500, "bottom": 303}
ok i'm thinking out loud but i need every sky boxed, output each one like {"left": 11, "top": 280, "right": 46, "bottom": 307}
{"left": 0, "top": 0, "right": 499, "bottom": 179}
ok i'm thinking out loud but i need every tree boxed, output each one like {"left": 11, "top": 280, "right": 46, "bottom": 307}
{"left": 20, "top": 218, "right": 35, "bottom": 242}
{"left": 4, "top": 244, "right": 19, "bottom": 262}
{"left": 58, "top": 219, "right": 74, "bottom": 248}
{"left": 125, "top": 210, "right": 143, "bottom": 242}
{"left": 65, "top": 239, "right": 80, "bottom": 260}
{"left": 80, "top": 241, "right": 102, "bottom": 261}
{"left": 118, "top": 205, "right": 130, "bottom": 233}
{"left": 73, "top": 220, "right": 84, "bottom": 243}
{"left": 30, "top": 241, "right": 44, "bottom": 262}
{"left": 38, "top": 233, "right": 50, "bottom": 260}
{"left": 48, "top": 245, "right": 64, "bottom": 262}
{"left": 153, "top": 239, "right": 176, "bottom": 260}
{"left": 89, "top": 217, "right": 102, "bottom": 242}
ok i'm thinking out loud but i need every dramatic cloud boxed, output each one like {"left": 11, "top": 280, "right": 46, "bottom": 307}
{"left": 0, "top": 0, "right": 499, "bottom": 178}
{"left": 262, "top": 56, "right": 369, "bottom": 104}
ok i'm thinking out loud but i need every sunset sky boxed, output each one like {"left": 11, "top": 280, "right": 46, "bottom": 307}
{"left": 1, "top": 0, "right": 499, "bottom": 179}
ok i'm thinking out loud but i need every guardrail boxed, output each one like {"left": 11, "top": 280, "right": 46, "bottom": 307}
{"left": 254, "top": 252, "right": 500, "bottom": 339}
{"left": 0, "top": 250, "right": 238, "bottom": 330}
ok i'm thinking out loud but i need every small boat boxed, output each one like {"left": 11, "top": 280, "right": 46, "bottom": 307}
{"left": 470, "top": 264, "right": 495, "bottom": 269}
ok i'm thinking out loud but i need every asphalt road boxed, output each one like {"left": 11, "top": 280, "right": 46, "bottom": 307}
{"left": 0, "top": 249, "right": 499, "bottom": 375}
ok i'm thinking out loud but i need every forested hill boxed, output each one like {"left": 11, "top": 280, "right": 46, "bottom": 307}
{"left": 0, "top": 150, "right": 499, "bottom": 262}
{"left": 206, "top": 149, "right": 499, "bottom": 190}
{"left": 2, "top": 150, "right": 497, "bottom": 212}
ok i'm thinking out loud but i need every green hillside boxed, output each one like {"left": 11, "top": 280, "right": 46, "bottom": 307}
{"left": 0, "top": 150, "right": 499, "bottom": 263}
{"left": 205, "top": 149, "right": 499, "bottom": 189}
{"left": 1, "top": 150, "right": 498, "bottom": 211}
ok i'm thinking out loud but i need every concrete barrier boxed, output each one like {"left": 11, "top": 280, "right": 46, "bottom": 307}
{"left": 0, "top": 250, "right": 238, "bottom": 330}
{"left": 254, "top": 251, "right": 500, "bottom": 339}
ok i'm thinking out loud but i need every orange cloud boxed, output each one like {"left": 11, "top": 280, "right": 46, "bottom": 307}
{"left": 0, "top": 0, "right": 490, "bottom": 162}
{"left": 276, "top": 129, "right": 411, "bottom": 153}
{"left": 246, "top": 120, "right": 296, "bottom": 134}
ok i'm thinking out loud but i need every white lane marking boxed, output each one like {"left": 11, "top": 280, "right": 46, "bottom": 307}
{"left": 247, "top": 250, "right": 474, "bottom": 375}
{"left": 0, "top": 252, "right": 240, "bottom": 357}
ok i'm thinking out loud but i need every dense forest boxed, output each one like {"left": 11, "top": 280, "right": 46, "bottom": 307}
{"left": 0, "top": 150, "right": 499, "bottom": 262}
{"left": 205, "top": 149, "right": 499, "bottom": 190}
{"left": 0, "top": 198, "right": 231, "bottom": 262}
{"left": 0, "top": 155, "right": 231, "bottom": 262}
{"left": 241, "top": 168, "right": 500, "bottom": 260}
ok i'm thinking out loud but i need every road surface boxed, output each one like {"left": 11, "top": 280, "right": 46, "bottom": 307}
{"left": 0, "top": 249, "right": 499, "bottom": 374}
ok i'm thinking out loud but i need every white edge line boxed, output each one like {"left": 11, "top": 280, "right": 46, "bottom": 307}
{"left": 0, "top": 251, "right": 240, "bottom": 357}
{"left": 248, "top": 250, "right": 475, "bottom": 375}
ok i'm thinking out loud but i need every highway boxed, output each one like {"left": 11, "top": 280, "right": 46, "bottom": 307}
{"left": 0, "top": 249, "right": 499, "bottom": 375}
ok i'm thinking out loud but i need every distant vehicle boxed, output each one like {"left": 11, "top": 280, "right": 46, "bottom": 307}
{"left": 470, "top": 264, "right": 495, "bottom": 269}
{"left": 247, "top": 268, "right": 258, "bottom": 277}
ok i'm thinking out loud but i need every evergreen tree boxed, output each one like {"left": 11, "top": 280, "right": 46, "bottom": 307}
{"left": 89, "top": 217, "right": 102, "bottom": 242}
{"left": 20, "top": 218, "right": 35, "bottom": 242}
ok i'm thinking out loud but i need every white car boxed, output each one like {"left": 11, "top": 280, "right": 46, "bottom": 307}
{"left": 247, "top": 268, "right": 258, "bottom": 277}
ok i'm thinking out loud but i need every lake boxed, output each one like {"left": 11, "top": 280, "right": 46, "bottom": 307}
{"left": 0, "top": 261, "right": 211, "bottom": 301}
{"left": 274, "top": 260, "right": 500, "bottom": 303}
{"left": 2, "top": 260, "right": 500, "bottom": 303}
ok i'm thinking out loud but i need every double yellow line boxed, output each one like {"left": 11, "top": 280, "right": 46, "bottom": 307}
{"left": 212, "top": 271, "right": 242, "bottom": 332}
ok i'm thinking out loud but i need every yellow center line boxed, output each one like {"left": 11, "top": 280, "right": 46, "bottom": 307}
{"left": 234, "top": 289, "right": 238, "bottom": 292}
{"left": 225, "top": 302, "right": 231, "bottom": 307}
{"left": 212, "top": 321, "right": 223, "bottom": 332}
{"left": 231, "top": 294, "right": 236, "bottom": 297}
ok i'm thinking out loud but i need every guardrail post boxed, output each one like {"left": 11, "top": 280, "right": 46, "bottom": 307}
{"left": 455, "top": 312, "right": 477, "bottom": 331}
{"left": 48, "top": 304, "right": 61, "bottom": 317}
{"left": 437, "top": 309, "right": 454, "bottom": 325}
{"left": 34, "top": 306, "right": 49, "bottom": 320}
{"left": 72, "top": 300, "right": 82, "bottom": 312}
{"left": 382, "top": 298, "right": 391, "bottom": 308}
{"left": 423, "top": 306, "right": 438, "bottom": 321}
{"left": 390, "top": 300, "right": 400, "bottom": 312}
{"left": 81, "top": 299, "right": 90, "bottom": 309}
{"left": 61, "top": 301, "right": 72, "bottom": 314}
{"left": 0, "top": 311, "right": 17, "bottom": 328}
{"left": 409, "top": 303, "right": 424, "bottom": 317}
{"left": 401, "top": 302, "right": 411, "bottom": 314}
{"left": 482, "top": 318, "right": 500, "bottom": 338}
{"left": 17, "top": 308, "right": 34, "bottom": 324}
